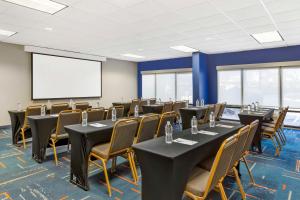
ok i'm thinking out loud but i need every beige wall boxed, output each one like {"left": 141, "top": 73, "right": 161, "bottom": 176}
{"left": 0, "top": 42, "right": 137, "bottom": 126}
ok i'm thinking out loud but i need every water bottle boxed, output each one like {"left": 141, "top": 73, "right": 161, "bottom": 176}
{"left": 196, "top": 99, "right": 200, "bottom": 107}
{"left": 165, "top": 121, "right": 173, "bottom": 144}
{"left": 255, "top": 101, "right": 259, "bottom": 110}
{"left": 185, "top": 100, "right": 189, "bottom": 108}
{"left": 134, "top": 105, "right": 139, "bottom": 117}
{"left": 17, "top": 102, "right": 21, "bottom": 111}
{"left": 41, "top": 105, "right": 46, "bottom": 116}
{"left": 209, "top": 112, "right": 215, "bottom": 127}
{"left": 200, "top": 99, "right": 205, "bottom": 106}
{"left": 159, "top": 98, "right": 162, "bottom": 104}
{"left": 112, "top": 107, "right": 117, "bottom": 121}
{"left": 251, "top": 102, "right": 255, "bottom": 111}
{"left": 147, "top": 99, "right": 150, "bottom": 105}
{"left": 82, "top": 111, "right": 88, "bottom": 126}
{"left": 191, "top": 116, "right": 198, "bottom": 134}
{"left": 247, "top": 104, "right": 251, "bottom": 111}
{"left": 47, "top": 100, "right": 51, "bottom": 108}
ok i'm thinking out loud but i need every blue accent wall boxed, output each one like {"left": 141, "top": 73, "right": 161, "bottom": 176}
{"left": 137, "top": 57, "right": 192, "bottom": 97}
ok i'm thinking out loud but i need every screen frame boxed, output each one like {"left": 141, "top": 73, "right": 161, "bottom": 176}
{"left": 31, "top": 53, "right": 102, "bottom": 100}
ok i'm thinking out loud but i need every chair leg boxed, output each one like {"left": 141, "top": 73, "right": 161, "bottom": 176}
{"left": 218, "top": 182, "right": 228, "bottom": 200}
{"left": 100, "top": 158, "right": 112, "bottom": 197}
{"left": 111, "top": 157, "right": 117, "bottom": 173}
{"left": 51, "top": 139, "right": 58, "bottom": 166}
{"left": 242, "top": 156, "right": 255, "bottom": 185}
{"left": 233, "top": 167, "right": 246, "bottom": 200}
{"left": 279, "top": 128, "right": 287, "bottom": 143}
{"left": 131, "top": 152, "right": 139, "bottom": 181}
{"left": 20, "top": 129, "right": 26, "bottom": 149}
{"left": 277, "top": 131, "right": 285, "bottom": 145}
{"left": 128, "top": 152, "right": 138, "bottom": 183}
{"left": 274, "top": 134, "right": 282, "bottom": 150}
{"left": 270, "top": 136, "right": 280, "bottom": 156}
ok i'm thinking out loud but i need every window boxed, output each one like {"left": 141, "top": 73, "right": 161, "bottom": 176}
{"left": 218, "top": 70, "right": 241, "bottom": 105}
{"left": 243, "top": 68, "right": 279, "bottom": 107}
{"left": 176, "top": 73, "right": 193, "bottom": 102}
{"left": 142, "top": 74, "right": 155, "bottom": 98}
{"left": 282, "top": 67, "right": 300, "bottom": 108}
{"left": 156, "top": 73, "right": 176, "bottom": 101}
{"left": 141, "top": 71, "right": 193, "bottom": 102}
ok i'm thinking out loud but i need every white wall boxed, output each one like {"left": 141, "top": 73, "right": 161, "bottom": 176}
{"left": 0, "top": 42, "right": 137, "bottom": 126}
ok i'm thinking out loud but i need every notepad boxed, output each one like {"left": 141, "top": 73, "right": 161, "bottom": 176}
{"left": 198, "top": 130, "right": 219, "bottom": 136}
{"left": 50, "top": 114, "right": 59, "bottom": 117}
{"left": 216, "top": 124, "right": 234, "bottom": 128}
{"left": 89, "top": 123, "right": 107, "bottom": 128}
{"left": 173, "top": 138, "right": 198, "bottom": 145}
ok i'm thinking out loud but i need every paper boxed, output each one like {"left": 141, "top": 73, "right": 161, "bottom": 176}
{"left": 216, "top": 124, "right": 234, "bottom": 128}
{"left": 89, "top": 123, "right": 107, "bottom": 128}
{"left": 198, "top": 130, "right": 219, "bottom": 136}
{"left": 173, "top": 138, "right": 198, "bottom": 145}
{"left": 50, "top": 114, "right": 59, "bottom": 117}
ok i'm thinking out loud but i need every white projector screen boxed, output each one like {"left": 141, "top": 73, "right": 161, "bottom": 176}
{"left": 32, "top": 53, "right": 102, "bottom": 99}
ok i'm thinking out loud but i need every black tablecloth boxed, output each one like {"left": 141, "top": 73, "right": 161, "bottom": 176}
{"left": 133, "top": 121, "right": 243, "bottom": 200}
{"left": 142, "top": 104, "right": 164, "bottom": 114}
{"left": 112, "top": 102, "right": 131, "bottom": 116}
{"left": 8, "top": 110, "right": 26, "bottom": 145}
{"left": 65, "top": 120, "right": 115, "bottom": 190}
{"left": 28, "top": 115, "right": 58, "bottom": 163}
{"left": 179, "top": 106, "right": 208, "bottom": 130}
{"left": 238, "top": 109, "right": 274, "bottom": 152}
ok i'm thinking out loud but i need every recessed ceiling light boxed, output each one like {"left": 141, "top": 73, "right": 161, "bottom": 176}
{"left": 3, "top": 0, "right": 67, "bottom": 14}
{"left": 121, "top": 53, "right": 145, "bottom": 58}
{"left": 44, "top": 27, "right": 53, "bottom": 31}
{"left": 170, "top": 45, "right": 198, "bottom": 53}
{"left": 251, "top": 31, "right": 283, "bottom": 44}
{"left": 0, "top": 28, "right": 16, "bottom": 37}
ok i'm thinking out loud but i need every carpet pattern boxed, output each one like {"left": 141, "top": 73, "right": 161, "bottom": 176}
{"left": 0, "top": 127, "right": 300, "bottom": 200}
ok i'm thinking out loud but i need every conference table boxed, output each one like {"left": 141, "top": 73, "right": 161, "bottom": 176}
{"left": 112, "top": 102, "right": 131, "bottom": 117}
{"left": 142, "top": 104, "right": 164, "bottom": 114}
{"left": 238, "top": 108, "right": 274, "bottom": 153}
{"left": 133, "top": 121, "right": 243, "bottom": 200}
{"left": 179, "top": 106, "right": 208, "bottom": 130}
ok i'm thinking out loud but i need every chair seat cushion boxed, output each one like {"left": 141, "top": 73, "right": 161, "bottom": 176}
{"left": 185, "top": 167, "right": 210, "bottom": 197}
{"left": 51, "top": 133, "right": 69, "bottom": 140}
{"left": 197, "top": 156, "right": 215, "bottom": 171}
{"left": 262, "top": 122, "right": 275, "bottom": 127}
{"left": 91, "top": 143, "right": 110, "bottom": 159}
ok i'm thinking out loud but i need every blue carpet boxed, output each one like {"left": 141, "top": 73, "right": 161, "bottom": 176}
{"left": 0, "top": 127, "right": 299, "bottom": 200}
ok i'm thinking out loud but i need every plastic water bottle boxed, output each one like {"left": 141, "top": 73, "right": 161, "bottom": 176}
{"left": 185, "top": 100, "right": 189, "bottom": 108}
{"left": 17, "top": 102, "right": 21, "bottom": 111}
{"left": 165, "top": 121, "right": 173, "bottom": 144}
{"left": 247, "top": 104, "right": 251, "bottom": 111}
{"left": 159, "top": 98, "right": 162, "bottom": 104}
{"left": 41, "top": 105, "right": 46, "bottom": 116}
{"left": 196, "top": 99, "right": 200, "bottom": 107}
{"left": 255, "top": 101, "right": 259, "bottom": 110}
{"left": 147, "top": 99, "right": 150, "bottom": 105}
{"left": 47, "top": 100, "right": 51, "bottom": 108}
{"left": 191, "top": 116, "right": 198, "bottom": 134}
{"left": 200, "top": 99, "right": 205, "bottom": 106}
{"left": 134, "top": 105, "right": 139, "bottom": 117}
{"left": 112, "top": 107, "right": 117, "bottom": 121}
{"left": 251, "top": 102, "right": 255, "bottom": 111}
{"left": 209, "top": 112, "right": 215, "bottom": 127}
{"left": 82, "top": 111, "right": 88, "bottom": 126}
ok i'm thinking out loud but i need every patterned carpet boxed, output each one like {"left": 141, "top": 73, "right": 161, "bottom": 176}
{"left": 0, "top": 127, "right": 300, "bottom": 200}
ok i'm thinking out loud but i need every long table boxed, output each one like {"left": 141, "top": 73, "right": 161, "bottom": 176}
{"left": 179, "top": 106, "right": 208, "bottom": 130}
{"left": 133, "top": 121, "right": 243, "bottom": 200}
{"left": 238, "top": 109, "right": 274, "bottom": 153}
{"left": 142, "top": 104, "right": 164, "bottom": 114}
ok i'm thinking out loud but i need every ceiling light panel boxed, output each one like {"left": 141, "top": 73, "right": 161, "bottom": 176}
{"left": 251, "top": 31, "right": 283, "bottom": 43}
{"left": 0, "top": 28, "right": 16, "bottom": 36}
{"left": 121, "top": 53, "right": 145, "bottom": 58}
{"left": 170, "top": 45, "right": 198, "bottom": 53}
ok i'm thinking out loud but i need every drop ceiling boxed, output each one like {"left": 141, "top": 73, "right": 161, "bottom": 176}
{"left": 0, "top": 0, "right": 300, "bottom": 61}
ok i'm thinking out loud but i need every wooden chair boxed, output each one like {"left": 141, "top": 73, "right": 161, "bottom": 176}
{"left": 128, "top": 99, "right": 139, "bottom": 116}
{"left": 139, "top": 99, "right": 147, "bottom": 114}
{"left": 50, "top": 110, "right": 81, "bottom": 165}
{"left": 50, "top": 103, "right": 69, "bottom": 114}
{"left": 20, "top": 105, "right": 42, "bottom": 148}
{"left": 89, "top": 119, "right": 139, "bottom": 197}
{"left": 214, "top": 103, "right": 222, "bottom": 120}
{"left": 162, "top": 102, "right": 173, "bottom": 113}
{"left": 198, "top": 105, "right": 215, "bottom": 125}
{"left": 156, "top": 111, "right": 176, "bottom": 137}
{"left": 75, "top": 102, "right": 89, "bottom": 111}
{"left": 106, "top": 106, "right": 124, "bottom": 120}
{"left": 184, "top": 134, "right": 239, "bottom": 200}
{"left": 150, "top": 98, "right": 156, "bottom": 104}
{"left": 135, "top": 114, "right": 160, "bottom": 143}
{"left": 172, "top": 101, "right": 186, "bottom": 121}
{"left": 87, "top": 108, "right": 105, "bottom": 122}
{"left": 216, "top": 103, "right": 226, "bottom": 121}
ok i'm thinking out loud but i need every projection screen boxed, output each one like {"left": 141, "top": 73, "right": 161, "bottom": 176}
{"left": 32, "top": 53, "right": 102, "bottom": 99}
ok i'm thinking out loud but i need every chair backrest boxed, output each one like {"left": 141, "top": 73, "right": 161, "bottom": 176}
{"left": 172, "top": 101, "right": 186, "bottom": 116}
{"left": 128, "top": 99, "right": 140, "bottom": 116}
{"left": 136, "top": 114, "right": 160, "bottom": 143}
{"left": 23, "top": 105, "right": 43, "bottom": 128}
{"left": 108, "top": 119, "right": 139, "bottom": 155}
{"left": 87, "top": 108, "right": 105, "bottom": 122}
{"left": 242, "top": 120, "right": 259, "bottom": 154}
{"left": 50, "top": 103, "right": 69, "bottom": 114}
{"left": 150, "top": 98, "right": 156, "bottom": 104}
{"left": 200, "top": 105, "right": 215, "bottom": 124}
{"left": 55, "top": 110, "right": 82, "bottom": 136}
{"left": 216, "top": 103, "right": 226, "bottom": 120}
{"left": 106, "top": 106, "right": 124, "bottom": 120}
{"left": 228, "top": 125, "right": 250, "bottom": 169}
{"left": 162, "top": 102, "right": 173, "bottom": 113}
{"left": 274, "top": 107, "right": 287, "bottom": 130}
{"left": 279, "top": 106, "right": 289, "bottom": 127}
{"left": 156, "top": 111, "right": 176, "bottom": 137}
{"left": 139, "top": 100, "right": 147, "bottom": 113}
{"left": 75, "top": 102, "right": 89, "bottom": 111}
{"left": 204, "top": 134, "right": 239, "bottom": 196}
{"left": 214, "top": 103, "right": 222, "bottom": 119}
